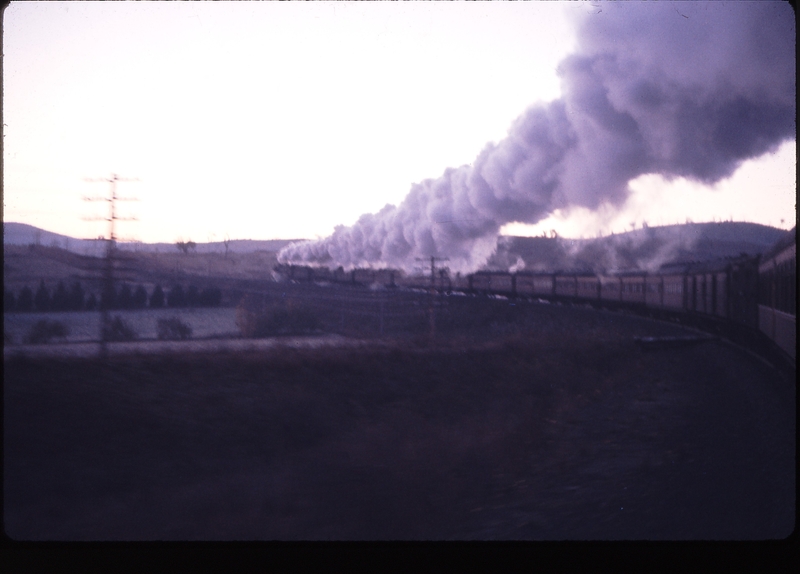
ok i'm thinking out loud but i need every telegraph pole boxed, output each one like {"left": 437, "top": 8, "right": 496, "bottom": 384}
{"left": 415, "top": 255, "right": 449, "bottom": 340}
{"left": 84, "top": 174, "right": 138, "bottom": 357}
{"left": 415, "top": 256, "right": 450, "bottom": 289}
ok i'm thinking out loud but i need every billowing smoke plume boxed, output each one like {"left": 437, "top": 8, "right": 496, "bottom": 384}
{"left": 279, "top": 2, "right": 795, "bottom": 273}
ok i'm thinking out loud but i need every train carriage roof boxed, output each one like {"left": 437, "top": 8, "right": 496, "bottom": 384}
{"left": 660, "top": 245, "right": 771, "bottom": 274}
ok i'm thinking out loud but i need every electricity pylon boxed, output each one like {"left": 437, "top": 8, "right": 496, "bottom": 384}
{"left": 83, "top": 174, "right": 138, "bottom": 357}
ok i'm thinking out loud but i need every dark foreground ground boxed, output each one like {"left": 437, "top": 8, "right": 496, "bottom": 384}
{"left": 4, "top": 305, "right": 795, "bottom": 540}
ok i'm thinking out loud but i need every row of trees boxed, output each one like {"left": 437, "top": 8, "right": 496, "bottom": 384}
{"left": 156, "top": 284, "right": 223, "bottom": 308}
{"left": 5, "top": 281, "right": 93, "bottom": 313}
{"left": 4, "top": 281, "right": 223, "bottom": 312}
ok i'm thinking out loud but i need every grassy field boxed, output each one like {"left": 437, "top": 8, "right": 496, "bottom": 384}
{"left": 4, "top": 302, "right": 794, "bottom": 540}
{"left": 4, "top": 307, "right": 239, "bottom": 345}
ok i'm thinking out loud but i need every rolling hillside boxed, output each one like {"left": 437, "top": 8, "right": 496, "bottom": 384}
{"left": 3, "top": 221, "right": 791, "bottom": 295}
{"left": 3, "top": 222, "right": 300, "bottom": 256}
{"left": 484, "top": 221, "right": 790, "bottom": 273}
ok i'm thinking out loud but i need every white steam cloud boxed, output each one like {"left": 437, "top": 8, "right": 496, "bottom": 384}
{"left": 279, "top": 2, "right": 795, "bottom": 273}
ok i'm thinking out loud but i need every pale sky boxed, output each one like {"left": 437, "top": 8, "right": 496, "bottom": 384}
{"left": 2, "top": 1, "right": 796, "bottom": 245}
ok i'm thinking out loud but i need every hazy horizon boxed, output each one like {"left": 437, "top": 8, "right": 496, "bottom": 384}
{"left": 3, "top": 2, "right": 795, "bottom": 263}
{"left": 3, "top": 217, "right": 791, "bottom": 250}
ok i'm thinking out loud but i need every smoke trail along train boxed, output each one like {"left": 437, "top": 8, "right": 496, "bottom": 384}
{"left": 274, "top": 227, "right": 796, "bottom": 363}
{"left": 278, "top": 2, "right": 795, "bottom": 273}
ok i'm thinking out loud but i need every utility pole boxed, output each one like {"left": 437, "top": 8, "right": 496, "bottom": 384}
{"left": 415, "top": 255, "right": 450, "bottom": 289}
{"left": 415, "top": 255, "right": 449, "bottom": 340}
{"left": 84, "top": 174, "right": 138, "bottom": 358}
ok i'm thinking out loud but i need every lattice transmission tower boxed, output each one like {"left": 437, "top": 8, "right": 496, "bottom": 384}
{"left": 83, "top": 174, "right": 139, "bottom": 357}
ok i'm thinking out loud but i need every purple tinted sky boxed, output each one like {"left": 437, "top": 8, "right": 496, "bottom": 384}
{"left": 3, "top": 2, "right": 795, "bottom": 247}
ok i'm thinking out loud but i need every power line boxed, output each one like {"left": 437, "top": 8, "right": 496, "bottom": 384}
{"left": 83, "top": 174, "right": 139, "bottom": 243}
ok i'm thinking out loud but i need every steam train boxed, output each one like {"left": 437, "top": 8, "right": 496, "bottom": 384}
{"left": 274, "top": 228, "right": 796, "bottom": 364}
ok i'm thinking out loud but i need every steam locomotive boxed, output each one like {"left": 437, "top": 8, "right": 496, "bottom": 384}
{"left": 274, "top": 228, "right": 796, "bottom": 363}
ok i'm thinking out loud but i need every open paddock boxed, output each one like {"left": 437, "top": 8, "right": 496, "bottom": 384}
{"left": 4, "top": 303, "right": 794, "bottom": 540}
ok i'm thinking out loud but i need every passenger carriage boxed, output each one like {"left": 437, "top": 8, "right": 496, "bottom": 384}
{"left": 599, "top": 275, "right": 622, "bottom": 302}
{"left": 758, "top": 228, "right": 796, "bottom": 360}
{"left": 554, "top": 273, "right": 578, "bottom": 298}
{"left": 576, "top": 274, "right": 600, "bottom": 301}
{"left": 619, "top": 272, "right": 646, "bottom": 305}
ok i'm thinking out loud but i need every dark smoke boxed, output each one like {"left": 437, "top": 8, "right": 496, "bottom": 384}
{"left": 279, "top": 2, "right": 795, "bottom": 273}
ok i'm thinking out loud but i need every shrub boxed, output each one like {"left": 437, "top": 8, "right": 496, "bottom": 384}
{"left": 25, "top": 320, "right": 69, "bottom": 344}
{"left": 235, "top": 294, "right": 265, "bottom": 338}
{"left": 186, "top": 285, "right": 200, "bottom": 307}
{"left": 157, "top": 317, "right": 193, "bottom": 340}
{"left": 167, "top": 285, "right": 186, "bottom": 308}
{"left": 34, "top": 280, "right": 50, "bottom": 312}
{"left": 17, "top": 286, "right": 33, "bottom": 312}
{"left": 200, "top": 287, "right": 223, "bottom": 307}
{"left": 4, "top": 289, "right": 16, "bottom": 312}
{"left": 117, "top": 284, "right": 133, "bottom": 309}
{"left": 210, "top": 288, "right": 223, "bottom": 307}
{"left": 103, "top": 316, "right": 137, "bottom": 342}
{"left": 132, "top": 285, "right": 148, "bottom": 309}
{"left": 51, "top": 281, "right": 69, "bottom": 312}
{"left": 100, "top": 285, "right": 117, "bottom": 310}
{"left": 68, "top": 282, "right": 85, "bottom": 311}
{"left": 150, "top": 285, "right": 165, "bottom": 308}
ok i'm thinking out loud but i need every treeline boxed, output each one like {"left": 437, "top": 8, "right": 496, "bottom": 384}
{"left": 3, "top": 281, "right": 223, "bottom": 312}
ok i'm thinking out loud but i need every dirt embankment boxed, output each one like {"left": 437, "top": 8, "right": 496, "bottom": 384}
{"left": 4, "top": 307, "right": 795, "bottom": 540}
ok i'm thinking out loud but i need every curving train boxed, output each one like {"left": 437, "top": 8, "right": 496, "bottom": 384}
{"left": 274, "top": 228, "right": 795, "bottom": 363}
{"left": 757, "top": 228, "right": 796, "bottom": 361}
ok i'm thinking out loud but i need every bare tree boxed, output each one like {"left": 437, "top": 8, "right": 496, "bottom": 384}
{"left": 176, "top": 240, "right": 197, "bottom": 255}
{"left": 222, "top": 233, "right": 231, "bottom": 259}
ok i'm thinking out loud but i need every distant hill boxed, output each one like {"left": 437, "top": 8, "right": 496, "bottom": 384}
{"left": 3, "top": 222, "right": 301, "bottom": 256}
{"left": 2, "top": 222, "right": 104, "bottom": 255}
{"left": 4, "top": 221, "right": 791, "bottom": 284}
{"left": 484, "top": 221, "right": 790, "bottom": 273}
